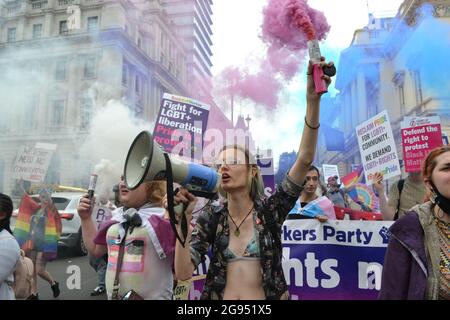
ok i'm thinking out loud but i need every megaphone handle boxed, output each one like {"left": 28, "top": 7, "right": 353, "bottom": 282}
{"left": 163, "top": 153, "right": 188, "bottom": 247}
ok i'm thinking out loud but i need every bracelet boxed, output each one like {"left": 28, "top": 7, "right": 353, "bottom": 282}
{"left": 304, "top": 117, "right": 320, "bottom": 130}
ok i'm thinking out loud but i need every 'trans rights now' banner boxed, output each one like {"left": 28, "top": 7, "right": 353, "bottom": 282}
{"left": 401, "top": 116, "right": 443, "bottom": 172}
{"left": 186, "top": 219, "right": 393, "bottom": 300}
{"left": 283, "top": 219, "right": 393, "bottom": 300}
{"left": 153, "top": 93, "right": 210, "bottom": 162}
{"left": 356, "top": 110, "right": 401, "bottom": 184}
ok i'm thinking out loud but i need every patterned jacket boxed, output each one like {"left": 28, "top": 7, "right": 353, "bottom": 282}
{"left": 190, "top": 174, "right": 303, "bottom": 300}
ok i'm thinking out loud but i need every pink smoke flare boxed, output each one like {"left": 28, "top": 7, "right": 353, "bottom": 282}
{"left": 262, "top": 0, "right": 330, "bottom": 50}
{"left": 216, "top": 0, "right": 330, "bottom": 110}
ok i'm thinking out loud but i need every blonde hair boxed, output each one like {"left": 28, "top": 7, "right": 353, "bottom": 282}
{"left": 217, "top": 145, "right": 265, "bottom": 201}
{"left": 145, "top": 180, "right": 167, "bottom": 207}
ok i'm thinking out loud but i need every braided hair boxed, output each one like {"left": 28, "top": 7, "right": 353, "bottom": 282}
{"left": 0, "top": 193, "right": 14, "bottom": 234}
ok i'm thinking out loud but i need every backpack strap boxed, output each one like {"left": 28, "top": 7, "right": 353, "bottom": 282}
{"left": 394, "top": 179, "right": 405, "bottom": 220}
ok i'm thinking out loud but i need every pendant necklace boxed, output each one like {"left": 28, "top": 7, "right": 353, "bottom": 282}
{"left": 228, "top": 205, "right": 254, "bottom": 237}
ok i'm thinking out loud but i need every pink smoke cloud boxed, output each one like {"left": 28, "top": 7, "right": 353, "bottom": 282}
{"left": 216, "top": 0, "right": 330, "bottom": 110}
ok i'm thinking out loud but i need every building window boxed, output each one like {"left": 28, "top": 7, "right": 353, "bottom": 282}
{"left": 399, "top": 85, "right": 406, "bottom": 114}
{"left": 24, "top": 98, "right": 38, "bottom": 129}
{"left": 87, "top": 16, "right": 98, "bottom": 32}
{"left": 59, "top": 20, "right": 68, "bottom": 35}
{"left": 135, "top": 75, "right": 141, "bottom": 95}
{"left": 393, "top": 71, "right": 405, "bottom": 115}
{"left": 55, "top": 60, "right": 67, "bottom": 81}
{"left": 122, "top": 64, "right": 128, "bottom": 86}
{"left": 33, "top": 24, "right": 43, "bottom": 39}
{"left": 134, "top": 104, "right": 143, "bottom": 118}
{"left": 137, "top": 37, "right": 142, "bottom": 49}
{"left": 412, "top": 70, "right": 423, "bottom": 105}
{"left": 51, "top": 100, "right": 65, "bottom": 127}
{"left": 7, "top": 28, "right": 16, "bottom": 42}
{"left": 80, "top": 99, "right": 93, "bottom": 129}
{"left": 84, "top": 57, "right": 96, "bottom": 78}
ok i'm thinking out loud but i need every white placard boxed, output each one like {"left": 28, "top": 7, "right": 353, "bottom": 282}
{"left": 322, "top": 164, "right": 340, "bottom": 184}
{"left": 356, "top": 111, "right": 401, "bottom": 185}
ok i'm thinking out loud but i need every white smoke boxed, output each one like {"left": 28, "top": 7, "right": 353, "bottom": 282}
{"left": 78, "top": 100, "right": 152, "bottom": 200}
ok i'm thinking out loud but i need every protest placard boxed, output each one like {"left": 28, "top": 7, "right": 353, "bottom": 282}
{"left": 92, "top": 205, "right": 113, "bottom": 229}
{"left": 11, "top": 143, "right": 57, "bottom": 183}
{"left": 322, "top": 164, "right": 340, "bottom": 184}
{"left": 401, "top": 116, "right": 443, "bottom": 172}
{"left": 153, "top": 93, "right": 210, "bottom": 162}
{"left": 356, "top": 111, "right": 401, "bottom": 185}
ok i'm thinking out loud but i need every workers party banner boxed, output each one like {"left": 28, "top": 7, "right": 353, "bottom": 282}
{"left": 11, "top": 143, "right": 57, "bottom": 183}
{"left": 153, "top": 93, "right": 210, "bottom": 162}
{"left": 283, "top": 219, "right": 393, "bottom": 300}
{"left": 356, "top": 110, "right": 401, "bottom": 185}
{"left": 185, "top": 220, "right": 393, "bottom": 300}
{"left": 401, "top": 116, "right": 443, "bottom": 172}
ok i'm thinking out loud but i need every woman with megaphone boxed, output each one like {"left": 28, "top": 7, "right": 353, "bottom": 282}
{"left": 170, "top": 58, "right": 334, "bottom": 300}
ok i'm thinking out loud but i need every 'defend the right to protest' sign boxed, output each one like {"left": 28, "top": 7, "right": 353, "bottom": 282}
{"left": 153, "top": 93, "right": 210, "bottom": 162}
{"left": 11, "top": 143, "right": 57, "bottom": 183}
{"left": 401, "top": 116, "right": 443, "bottom": 172}
{"left": 356, "top": 110, "right": 401, "bottom": 185}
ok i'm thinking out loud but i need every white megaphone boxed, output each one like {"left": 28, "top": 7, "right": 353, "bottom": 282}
{"left": 124, "top": 131, "right": 221, "bottom": 198}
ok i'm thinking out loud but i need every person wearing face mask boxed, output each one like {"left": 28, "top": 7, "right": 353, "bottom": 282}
{"left": 0, "top": 193, "right": 21, "bottom": 300}
{"left": 379, "top": 146, "right": 450, "bottom": 300}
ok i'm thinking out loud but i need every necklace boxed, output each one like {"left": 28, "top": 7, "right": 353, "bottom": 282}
{"left": 228, "top": 205, "right": 254, "bottom": 237}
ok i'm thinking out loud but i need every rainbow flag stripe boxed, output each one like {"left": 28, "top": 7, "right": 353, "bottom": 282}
{"left": 13, "top": 193, "right": 62, "bottom": 261}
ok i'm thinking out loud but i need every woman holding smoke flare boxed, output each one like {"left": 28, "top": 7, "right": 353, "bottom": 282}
{"left": 169, "top": 58, "right": 334, "bottom": 300}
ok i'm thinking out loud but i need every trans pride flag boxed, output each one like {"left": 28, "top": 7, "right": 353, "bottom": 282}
{"left": 14, "top": 193, "right": 62, "bottom": 261}
{"left": 300, "top": 196, "right": 336, "bottom": 220}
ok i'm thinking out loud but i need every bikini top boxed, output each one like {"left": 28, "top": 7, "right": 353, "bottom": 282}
{"left": 224, "top": 228, "right": 261, "bottom": 262}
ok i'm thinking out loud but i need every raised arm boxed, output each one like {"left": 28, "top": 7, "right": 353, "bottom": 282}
{"left": 372, "top": 172, "right": 395, "bottom": 220}
{"left": 288, "top": 58, "right": 333, "bottom": 185}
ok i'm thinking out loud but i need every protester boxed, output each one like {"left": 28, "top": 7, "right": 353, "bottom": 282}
{"left": 372, "top": 171, "right": 426, "bottom": 220}
{"left": 326, "top": 175, "right": 349, "bottom": 208}
{"left": 172, "top": 58, "right": 333, "bottom": 300}
{"left": 78, "top": 177, "right": 175, "bottom": 300}
{"left": 288, "top": 166, "right": 329, "bottom": 222}
{"left": 379, "top": 146, "right": 450, "bottom": 300}
{"left": 13, "top": 183, "right": 61, "bottom": 300}
{"left": 0, "top": 193, "right": 21, "bottom": 300}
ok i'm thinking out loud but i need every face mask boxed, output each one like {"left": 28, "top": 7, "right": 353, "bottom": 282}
{"left": 430, "top": 182, "right": 450, "bottom": 215}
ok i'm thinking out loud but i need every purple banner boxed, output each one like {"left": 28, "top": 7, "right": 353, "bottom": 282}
{"left": 186, "top": 219, "right": 393, "bottom": 300}
{"left": 283, "top": 219, "right": 393, "bottom": 300}
{"left": 258, "top": 157, "right": 275, "bottom": 196}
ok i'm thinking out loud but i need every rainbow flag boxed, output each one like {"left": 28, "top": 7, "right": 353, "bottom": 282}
{"left": 347, "top": 183, "right": 379, "bottom": 211}
{"left": 14, "top": 193, "right": 62, "bottom": 261}
{"left": 341, "top": 166, "right": 363, "bottom": 188}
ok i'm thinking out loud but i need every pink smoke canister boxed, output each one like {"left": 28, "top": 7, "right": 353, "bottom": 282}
{"left": 307, "top": 39, "right": 327, "bottom": 94}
